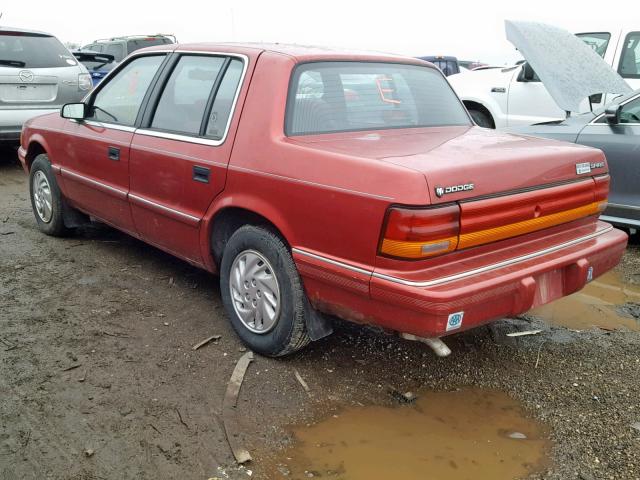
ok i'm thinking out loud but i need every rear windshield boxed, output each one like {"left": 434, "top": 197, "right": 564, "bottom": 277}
{"left": 0, "top": 32, "right": 77, "bottom": 68}
{"left": 127, "top": 38, "right": 173, "bottom": 54}
{"left": 286, "top": 61, "right": 470, "bottom": 136}
{"left": 576, "top": 32, "right": 611, "bottom": 58}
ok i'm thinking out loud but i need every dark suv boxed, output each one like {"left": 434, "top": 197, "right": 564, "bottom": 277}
{"left": 82, "top": 34, "right": 175, "bottom": 63}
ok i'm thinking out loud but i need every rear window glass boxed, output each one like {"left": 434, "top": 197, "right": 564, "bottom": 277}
{"left": 576, "top": 32, "right": 611, "bottom": 58}
{"left": 286, "top": 62, "right": 470, "bottom": 136}
{"left": 0, "top": 32, "right": 77, "bottom": 68}
{"left": 618, "top": 32, "right": 640, "bottom": 79}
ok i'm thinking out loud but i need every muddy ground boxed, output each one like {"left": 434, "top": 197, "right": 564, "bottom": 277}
{"left": 1, "top": 150, "right": 639, "bottom": 480}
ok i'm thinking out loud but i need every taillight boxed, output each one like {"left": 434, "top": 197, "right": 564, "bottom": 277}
{"left": 380, "top": 205, "right": 460, "bottom": 259}
{"left": 593, "top": 175, "right": 609, "bottom": 212}
{"left": 78, "top": 73, "right": 92, "bottom": 91}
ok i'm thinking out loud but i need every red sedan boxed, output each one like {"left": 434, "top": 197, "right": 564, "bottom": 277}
{"left": 18, "top": 43, "right": 627, "bottom": 356}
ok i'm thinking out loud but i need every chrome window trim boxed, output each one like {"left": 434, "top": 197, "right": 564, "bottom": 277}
{"left": 82, "top": 120, "right": 137, "bottom": 133}
{"left": 293, "top": 225, "right": 614, "bottom": 288}
{"left": 128, "top": 193, "right": 200, "bottom": 223}
{"left": 589, "top": 92, "right": 640, "bottom": 125}
{"left": 136, "top": 51, "right": 249, "bottom": 147}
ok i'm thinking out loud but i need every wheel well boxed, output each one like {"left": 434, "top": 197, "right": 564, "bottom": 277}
{"left": 463, "top": 101, "right": 495, "bottom": 128}
{"left": 210, "top": 207, "right": 288, "bottom": 267}
{"left": 25, "top": 142, "right": 46, "bottom": 170}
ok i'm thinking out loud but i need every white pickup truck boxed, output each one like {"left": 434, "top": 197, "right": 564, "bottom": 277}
{"left": 449, "top": 29, "right": 640, "bottom": 128}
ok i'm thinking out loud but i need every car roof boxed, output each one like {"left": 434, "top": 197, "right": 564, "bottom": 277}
{"left": 136, "top": 42, "right": 429, "bottom": 66}
{"left": 0, "top": 26, "right": 54, "bottom": 36}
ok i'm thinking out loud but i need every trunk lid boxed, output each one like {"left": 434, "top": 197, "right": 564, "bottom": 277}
{"left": 293, "top": 126, "right": 608, "bottom": 204}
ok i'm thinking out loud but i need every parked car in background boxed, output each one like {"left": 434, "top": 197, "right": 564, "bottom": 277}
{"left": 82, "top": 34, "right": 175, "bottom": 63}
{"left": 450, "top": 24, "right": 640, "bottom": 128}
{"left": 18, "top": 43, "right": 627, "bottom": 357}
{"left": 458, "top": 60, "right": 488, "bottom": 70}
{"left": 417, "top": 56, "right": 460, "bottom": 76}
{"left": 507, "top": 89, "right": 640, "bottom": 231}
{"left": 72, "top": 51, "right": 117, "bottom": 86}
{"left": 0, "top": 27, "right": 92, "bottom": 143}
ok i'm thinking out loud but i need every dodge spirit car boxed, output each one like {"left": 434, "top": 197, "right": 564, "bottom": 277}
{"left": 18, "top": 43, "right": 627, "bottom": 357}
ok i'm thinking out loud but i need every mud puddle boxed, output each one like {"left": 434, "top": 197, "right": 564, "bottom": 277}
{"left": 531, "top": 271, "right": 640, "bottom": 331}
{"left": 265, "top": 389, "right": 549, "bottom": 479}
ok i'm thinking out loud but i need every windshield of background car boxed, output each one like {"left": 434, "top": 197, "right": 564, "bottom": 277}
{"left": 0, "top": 32, "right": 77, "bottom": 68}
{"left": 618, "top": 32, "right": 640, "bottom": 79}
{"left": 127, "top": 38, "right": 173, "bottom": 54}
{"left": 286, "top": 61, "right": 470, "bottom": 135}
{"left": 576, "top": 32, "right": 611, "bottom": 58}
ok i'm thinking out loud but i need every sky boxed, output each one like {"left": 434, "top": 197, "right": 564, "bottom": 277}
{"left": 2, "top": 0, "right": 639, "bottom": 65}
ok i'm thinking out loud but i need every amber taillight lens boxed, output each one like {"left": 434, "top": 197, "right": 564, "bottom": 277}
{"left": 380, "top": 205, "right": 460, "bottom": 259}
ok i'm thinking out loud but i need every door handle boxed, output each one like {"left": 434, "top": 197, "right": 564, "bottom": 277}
{"left": 192, "top": 165, "right": 210, "bottom": 184}
{"left": 108, "top": 146, "right": 120, "bottom": 161}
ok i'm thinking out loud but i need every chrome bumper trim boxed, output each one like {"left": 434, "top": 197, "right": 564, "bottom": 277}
{"left": 294, "top": 225, "right": 614, "bottom": 288}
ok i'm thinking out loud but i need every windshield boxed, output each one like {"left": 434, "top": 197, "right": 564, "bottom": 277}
{"left": 286, "top": 62, "right": 470, "bottom": 136}
{"left": 576, "top": 32, "right": 611, "bottom": 58}
{"left": 0, "top": 32, "right": 77, "bottom": 68}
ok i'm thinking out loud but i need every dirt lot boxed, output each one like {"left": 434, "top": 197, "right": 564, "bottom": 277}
{"left": 1, "top": 151, "right": 639, "bottom": 480}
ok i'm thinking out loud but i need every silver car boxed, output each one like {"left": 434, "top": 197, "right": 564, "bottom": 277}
{"left": 0, "top": 27, "right": 92, "bottom": 143}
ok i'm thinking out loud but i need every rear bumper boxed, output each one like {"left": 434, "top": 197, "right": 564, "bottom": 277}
{"left": 294, "top": 221, "right": 628, "bottom": 338}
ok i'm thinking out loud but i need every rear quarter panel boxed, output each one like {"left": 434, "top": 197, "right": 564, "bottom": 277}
{"left": 209, "top": 51, "right": 428, "bottom": 270}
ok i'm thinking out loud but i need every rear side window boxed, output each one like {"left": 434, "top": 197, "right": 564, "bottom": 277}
{"left": 576, "top": 32, "right": 611, "bottom": 58}
{"left": 618, "top": 32, "right": 640, "bottom": 79}
{"left": 286, "top": 62, "right": 470, "bottom": 136}
{"left": 103, "top": 43, "right": 125, "bottom": 62}
{"left": 0, "top": 32, "right": 77, "bottom": 68}
{"left": 205, "top": 59, "right": 244, "bottom": 139}
{"left": 90, "top": 55, "right": 165, "bottom": 126}
{"left": 151, "top": 55, "right": 227, "bottom": 135}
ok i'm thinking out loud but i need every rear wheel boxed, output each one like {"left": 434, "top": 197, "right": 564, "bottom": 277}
{"left": 29, "top": 154, "right": 69, "bottom": 236}
{"left": 469, "top": 109, "right": 494, "bottom": 128}
{"left": 220, "top": 225, "right": 311, "bottom": 357}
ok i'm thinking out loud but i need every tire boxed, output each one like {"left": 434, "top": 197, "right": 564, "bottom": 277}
{"left": 469, "top": 109, "right": 494, "bottom": 128}
{"left": 29, "top": 154, "right": 69, "bottom": 236}
{"left": 220, "top": 225, "right": 311, "bottom": 357}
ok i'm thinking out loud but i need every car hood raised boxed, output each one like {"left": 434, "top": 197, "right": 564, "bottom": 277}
{"left": 505, "top": 20, "right": 632, "bottom": 112}
{"left": 292, "top": 126, "right": 606, "bottom": 203}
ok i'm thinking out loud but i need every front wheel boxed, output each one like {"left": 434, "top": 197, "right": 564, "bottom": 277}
{"left": 220, "top": 225, "right": 311, "bottom": 357}
{"left": 29, "top": 154, "right": 69, "bottom": 236}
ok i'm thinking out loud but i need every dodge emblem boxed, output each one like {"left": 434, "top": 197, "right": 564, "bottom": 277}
{"left": 435, "top": 183, "right": 474, "bottom": 198}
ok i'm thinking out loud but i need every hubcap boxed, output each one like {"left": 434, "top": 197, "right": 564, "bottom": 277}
{"left": 229, "top": 250, "right": 281, "bottom": 334}
{"left": 32, "top": 171, "right": 53, "bottom": 223}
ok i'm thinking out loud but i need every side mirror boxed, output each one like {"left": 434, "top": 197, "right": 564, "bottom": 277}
{"left": 604, "top": 105, "right": 622, "bottom": 125}
{"left": 61, "top": 103, "right": 88, "bottom": 120}
{"left": 519, "top": 62, "right": 536, "bottom": 82}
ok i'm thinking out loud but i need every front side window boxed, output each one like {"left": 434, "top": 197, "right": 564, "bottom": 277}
{"left": 151, "top": 55, "right": 226, "bottom": 135}
{"left": 620, "top": 97, "right": 640, "bottom": 123}
{"left": 0, "top": 32, "right": 77, "bottom": 68}
{"left": 576, "top": 32, "right": 611, "bottom": 58}
{"left": 90, "top": 55, "right": 165, "bottom": 126}
{"left": 286, "top": 62, "right": 470, "bottom": 136}
{"left": 618, "top": 32, "right": 640, "bottom": 79}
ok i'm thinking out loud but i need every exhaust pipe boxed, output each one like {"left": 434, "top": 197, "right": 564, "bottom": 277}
{"left": 400, "top": 333, "right": 452, "bottom": 357}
